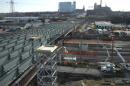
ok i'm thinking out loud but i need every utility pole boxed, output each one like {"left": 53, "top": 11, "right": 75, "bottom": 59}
{"left": 10, "top": 0, "right": 15, "bottom": 13}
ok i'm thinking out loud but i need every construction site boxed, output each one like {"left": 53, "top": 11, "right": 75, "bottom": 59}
{"left": 1, "top": 16, "right": 130, "bottom": 86}
{"left": 55, "top": 21, "right": 130, "bottom": 86}
{"left": 0, "top": 0, "right": 130, "bottom": 86}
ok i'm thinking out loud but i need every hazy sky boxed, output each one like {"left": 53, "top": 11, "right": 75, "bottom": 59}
{"left": 0, "top": 0, "right": 130, "bottom": 13}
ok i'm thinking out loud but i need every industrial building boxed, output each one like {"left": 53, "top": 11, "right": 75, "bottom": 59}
{"left": 87, "top": 0, "right": 112, "bottom": 17}
{"left": 87, "top": 4, "right": 112, "bottom": 17}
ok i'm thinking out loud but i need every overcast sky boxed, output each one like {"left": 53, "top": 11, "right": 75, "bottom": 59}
{"left": 0, "top": 0, "right": 130, "bottom": 13}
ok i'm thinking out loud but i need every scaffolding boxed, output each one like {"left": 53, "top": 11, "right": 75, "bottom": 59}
{"left": 36, "top": 45, "right": 59, "bottom": 86}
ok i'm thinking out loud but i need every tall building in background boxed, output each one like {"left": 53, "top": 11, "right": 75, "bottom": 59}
{"left": 87, "top": 2, "right": 112, "bottom": 17}
{"left": 59, "top": 2, "right": 76, "bottom": 12}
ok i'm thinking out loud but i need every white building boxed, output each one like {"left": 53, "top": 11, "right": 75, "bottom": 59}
{"left": 94, "top": 21, "right": 113, "bottom": 34}
{"left": 59, "top": 2, "right": 76, "bottom": 12}
{"left": 95, "top": 21, "right": 113, "bottom": 29}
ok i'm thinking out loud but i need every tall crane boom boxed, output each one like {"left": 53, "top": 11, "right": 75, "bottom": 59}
{"left": 114, "top": 48, "right": 126, "bottom": 63}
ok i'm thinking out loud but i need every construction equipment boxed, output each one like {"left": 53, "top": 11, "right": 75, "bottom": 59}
{"left": 114, "top": 47, "right": 130, "bottom": 71}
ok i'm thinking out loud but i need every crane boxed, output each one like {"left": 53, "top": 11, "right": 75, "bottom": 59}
{"left": 114, "top": 47, "right": 129, "bottom": 70}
